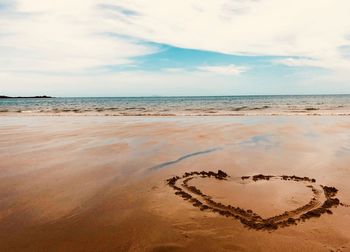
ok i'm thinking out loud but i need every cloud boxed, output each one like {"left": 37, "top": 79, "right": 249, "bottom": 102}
{"left": 0, "top": 0, "right": 14, "bottom": 11}
{"left": 1, "top": 0, "right": 350, "bottom": 95}
{"left": 105, "top": 0, "right": 350, "bottom": 70}
{"left": 97, "top": 4, "right": 139, "bottom": 17}
{"left": 0, "top": 69, "right": 250, "bottom": 97}
{"left": 162, "top": 67, "right": 186, "bottom": 73}
{"left": 0, "top": 0, "right": 157, "bottom": 73}
{"left": 162, "top": 64, "right": 247, "bottom": 75}
{"left": 273, "top": 58, "right": 326, "bottom": 68}
{"left": 197, "top": 64, "right": 247, "bottom": 75}
{"left": 3, "top": 0, "right": 350, "bottom": 73}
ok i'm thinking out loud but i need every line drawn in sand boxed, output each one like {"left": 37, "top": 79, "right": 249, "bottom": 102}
{"left": 166, "top": 170, "right": 348, "bottom": 231}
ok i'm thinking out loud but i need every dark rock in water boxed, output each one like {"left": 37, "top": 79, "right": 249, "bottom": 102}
{"left": 305, "top": 107, "right": 319, "bottom": 111}
{"left": 0, "top": 95, "right": 53, "bottom": 99}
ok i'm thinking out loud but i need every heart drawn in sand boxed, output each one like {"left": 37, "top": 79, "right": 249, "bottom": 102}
{"left": 166, "top": 170, "right": 345, "bottom": 231}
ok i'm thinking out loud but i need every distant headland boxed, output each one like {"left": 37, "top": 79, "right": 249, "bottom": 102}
{"left": 0, "top": 95, "right": 53, "bottom": 99}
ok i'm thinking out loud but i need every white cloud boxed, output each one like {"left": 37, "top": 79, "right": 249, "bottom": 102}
{"left": 3, "top": 0, "right": 350, "bottom": 74}
{"left": 162, "top": 67, "right": 186, "bottom": 73}
{"left": 197, "top": 64, "right": 247, "bottom": 75}
{"left": 0, "top": 0, "right": 157, "bottom": 73}
{"left": 1, "top": 0, "right": 350, "bottom": 95}
{"left": 0, "top": 69, "right": 251, "bottom": 97}
{"left": 162, "top": 65, "right": 247, "bottom": 75}
{"left": 273, "top": 58, "right": 326, "bottom": 68}
{"left": 105, "top": 0, "right": 350, "bottom": 70}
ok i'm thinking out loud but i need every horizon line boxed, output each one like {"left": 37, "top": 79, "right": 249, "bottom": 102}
{"left": 3, "top": 93, "right": 350, "bottom": 98}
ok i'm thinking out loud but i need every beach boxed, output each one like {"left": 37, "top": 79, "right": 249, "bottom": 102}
{"left": 3, "top": 0, "right": 350, "bottom": 250}
{"left": 1, "top": 115, "right": 350, "bottom": 251}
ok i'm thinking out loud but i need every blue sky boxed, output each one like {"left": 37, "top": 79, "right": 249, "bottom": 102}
{"left": 132, "top": 43, "right": 324, "bottom": 75}
{"left": 0, "top": 0, "right": 350, "bottom": 96}
{"left": 105, "top": 42, "right": 284, "bottom": 71}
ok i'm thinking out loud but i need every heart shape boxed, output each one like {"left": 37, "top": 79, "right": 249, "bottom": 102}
{"left": 188, "top": 177, "right": 316, "bottom": 219}
{"left": 166, "top": 170, "right": 341, "bottom": 230}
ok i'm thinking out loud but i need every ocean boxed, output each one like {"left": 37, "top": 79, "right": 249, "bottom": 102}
{"left": 1, "top": 95, "right": 350, "bottom": 115}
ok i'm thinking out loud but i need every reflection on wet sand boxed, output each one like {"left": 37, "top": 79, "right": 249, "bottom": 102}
{"left": 1, "top": 116, "right": 350, "bottom": 251}
{"left": 150, "top": 147, "right": 221, "bottom": 170}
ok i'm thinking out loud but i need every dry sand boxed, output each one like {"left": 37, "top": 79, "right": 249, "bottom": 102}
{"left": 1, "top": 116, "right": 350, "bottom": 251}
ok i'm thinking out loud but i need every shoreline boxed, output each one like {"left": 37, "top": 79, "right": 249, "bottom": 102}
{"left": 2, "top": 95, "right": 350, "bottom": 117}
{"left": 2, "top": 111, "right": 350, "bottom": 116}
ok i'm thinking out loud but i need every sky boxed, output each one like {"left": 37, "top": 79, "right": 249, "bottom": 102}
{"left": 1, "top": 0, "right": 350, "bottom": 96}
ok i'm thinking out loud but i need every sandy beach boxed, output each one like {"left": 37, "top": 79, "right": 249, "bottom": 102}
{"left": 3, "top": 0, "right": 350, "bottom": 250}
{"left": 0, "top": 116, "right": 349, "bottom": 251}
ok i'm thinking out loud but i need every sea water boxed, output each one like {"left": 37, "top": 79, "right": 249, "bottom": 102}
{"left": 1, "top": 95, "right": 350, "bottom": 115}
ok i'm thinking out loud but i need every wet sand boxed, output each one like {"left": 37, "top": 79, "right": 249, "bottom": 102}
{"left": 189, "top": 176, "right": 317, "bottom": 218}
{"left": 1, "top": 116, "right": 350, "bottom": 251}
